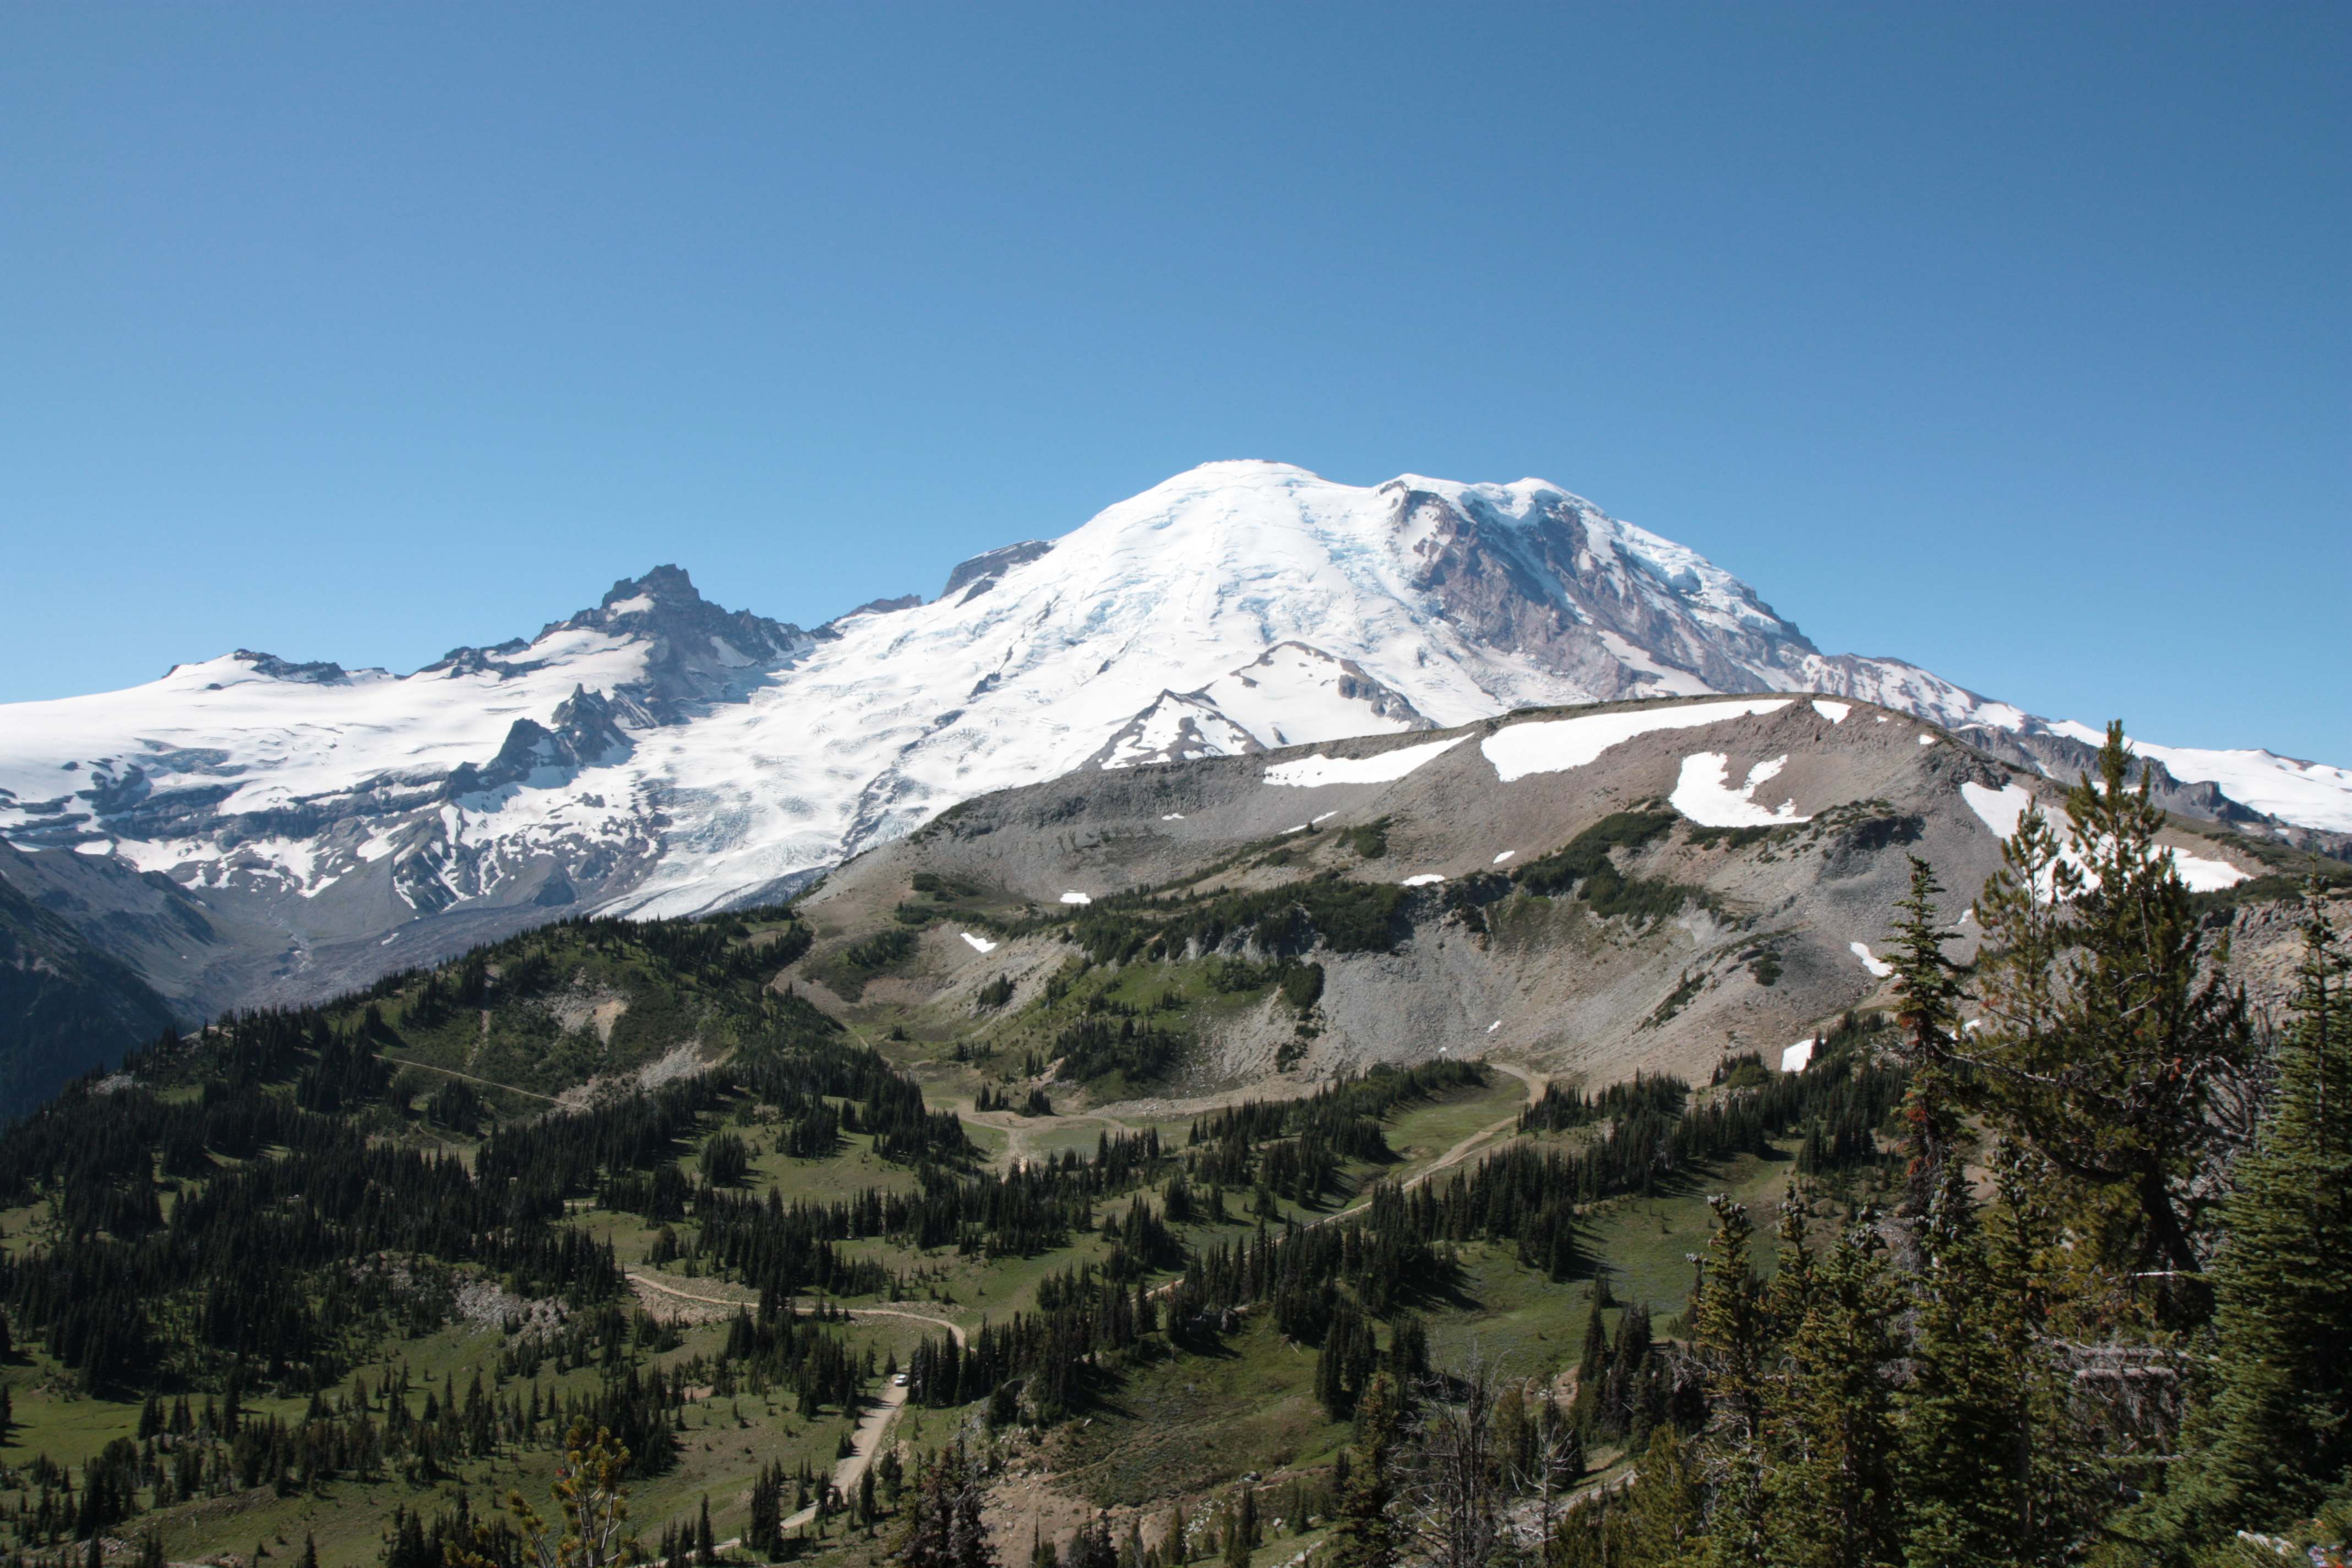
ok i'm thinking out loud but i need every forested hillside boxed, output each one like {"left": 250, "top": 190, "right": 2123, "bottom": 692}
{"left": 0, "top": 732, "right": 2340, "bottom": 1568}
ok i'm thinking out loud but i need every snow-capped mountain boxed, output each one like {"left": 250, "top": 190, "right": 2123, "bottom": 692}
{"left": 2, "top": 460, "right": 2343, "bottom": 1012}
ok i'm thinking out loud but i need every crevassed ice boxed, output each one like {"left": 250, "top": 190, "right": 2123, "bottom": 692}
{"left": 1481, "top": 698, "right": 1793, "bottom": 782}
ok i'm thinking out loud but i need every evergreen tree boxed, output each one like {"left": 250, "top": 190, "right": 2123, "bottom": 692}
{"left": 1967, "top": 725, "right": 2250, "bottom": 1301}
{"left": 1689, "top": 1197, "right": 1768, "bottom": 1568}
{"left": 1887, "top": 856, "right": 1968, "bottom": 1214}
{"left": 1325, "top": 1372, "right": 1398, "bottom": 1568}
{"left": 1976, "top": 1140, "right": 2092, "bottom": 1562}
{"left": 1622, "top": 1425, "right": 1705, "bottom": 1564}
{"left": 1762, "top": 1224, "right": 1902, "bottom": 1568}
{"left": 1575, "top": 1292, "right": 1609, "bottom": 1389}
{"left": 1067, "top": 1517, "right": 1117, "bottom": 1568}
{"left": 2156, "top": 902, "right": 2352, "bottom": 1546}
{"left": 1220, "top": 1486, "right": 1256, "bottom": 1568}
{"left": 1896, "top": 1158, "right": 2019, "bottom": 1568}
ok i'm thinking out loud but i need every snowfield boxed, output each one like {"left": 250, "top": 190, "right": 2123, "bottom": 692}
{"left": 1959, "top": 780, "right": 2248, "bottom": 894}
{"left": 1670, "top": 752, "right": 1808, "bottom": 828}
{"left": 1479, "top": 698, "right": 1794, "bottom": 783}
{"left": 1262, "top": 735, "right": 1467, "bottom": 788}
{"left": 0, "top": 460, "right": 2317, "bottom": 967}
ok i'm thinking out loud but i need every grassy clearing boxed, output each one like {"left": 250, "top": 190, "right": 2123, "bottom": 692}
{"left": 0, "top": 1305, "right": 928, "bottom": 1568}
{"left": 1053, "top": 1318, "right": 1342, "bottom": 1510}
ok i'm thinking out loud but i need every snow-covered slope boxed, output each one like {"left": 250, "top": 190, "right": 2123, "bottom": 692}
{"left": 0, "top": 460, "right": 2342, "bottom": 1011}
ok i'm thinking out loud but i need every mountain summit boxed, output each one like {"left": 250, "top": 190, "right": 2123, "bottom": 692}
{"left": 1, "top": 461, "right": 2345, "bottom": 1031}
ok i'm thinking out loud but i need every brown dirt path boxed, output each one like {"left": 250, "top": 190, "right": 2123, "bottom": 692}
{"left": 624, "top": 1273, "right": 966, "bottom": 1532}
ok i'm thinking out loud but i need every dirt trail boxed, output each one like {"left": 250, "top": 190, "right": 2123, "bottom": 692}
{"left": 1419, "top": 1059, "right": 1543, "bottom": 1184}
{"left": 625, "top": 1273, "right": 966, "bottom": 1533}
{"left": 380, "top": 1054, "right": 560, "bottom": 1104}
{"left": 1143, "top": 1055, "right": 1546, "bottom": 1299}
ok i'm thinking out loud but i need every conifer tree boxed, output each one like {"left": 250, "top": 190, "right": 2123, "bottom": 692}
{"left": 1966, "top": 725, "right": 2251, "bottom": 1300}
{"left": 1325, "top": 1371, "right": 1398, "bottom": 1568}
{"left": 1575, "top": 1292, "right": 1609, "bottom": 1391}
{"left": 1762, "top": 1224, "right": 1902, "bottom": 1568}
{"left": 1887, "top": 856, "right": 1968, "bottom": 1214}
{"left": 1688, "top": 1197, "right": 1767, "bottom": 1568}
{"left": 1219, "top": 1487, "right": 1256, "bottom": 1568}
{"left": 1896, "top": 1158, "right": 2019, "bottom": 1568}
{"left": 2157, "top": 902, "right": 2352, "bottom": 1545}
{"left": 1623, "top": 1425, "right": 1705, "bottom": 1564}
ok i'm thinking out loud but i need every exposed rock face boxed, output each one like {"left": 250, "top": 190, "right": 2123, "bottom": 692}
{"left": 0, "top": 463, "right": 2340, "bottom": 1033}
{"left": 801, "top": 694, "right": 2304, "bottom": 1096}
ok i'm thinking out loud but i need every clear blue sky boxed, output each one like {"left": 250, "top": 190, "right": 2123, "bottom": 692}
{"left": 3, "top": 5, "right": 2345, "bottom": 760}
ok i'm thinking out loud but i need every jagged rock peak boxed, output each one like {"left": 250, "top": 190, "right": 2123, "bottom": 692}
{"left": 597, "top": 563, "right": 705, "bottom": 614}
{"left": 941, "top": 540, "right": 1054, "bottom": 603}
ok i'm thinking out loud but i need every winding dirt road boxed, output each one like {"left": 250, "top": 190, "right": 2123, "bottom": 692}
{"left": 627, "top": 1058, "right": 1542, "bottom": 1523}
{"left": 625, "top": 1272, "right": 967, "bottom": 1532}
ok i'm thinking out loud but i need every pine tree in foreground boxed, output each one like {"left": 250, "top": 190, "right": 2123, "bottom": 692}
{"left": 1762, "top": 1223, "right": 1902, "bottom": 1568}
{"left": 1896, "top": 1158, "right": 2021, "bottom": 1568}
{"left": 2152, "top": 900, "right": 2352, "bottom": 1551}
{"left": 1966, "top": 723, "right": 2250, "bottom": 1306}
{"left": 1887, "top": 855, "right": 1968, "bottom": 1216}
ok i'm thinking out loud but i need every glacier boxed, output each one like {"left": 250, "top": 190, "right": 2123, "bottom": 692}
{"left": 0, "top": 459, "right": 2338, "bottom": 1011}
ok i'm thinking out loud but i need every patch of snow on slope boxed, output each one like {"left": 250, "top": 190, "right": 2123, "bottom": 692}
{"left": 1671, "top": 753, "right": 1807, "bottom": 827}
{"left": 1783, "top": 1038, "right": 1817, "bottom": 1072}
{"left": 960, "top": 932, "right": 997, "bottom": 954}
{"left": 1097, "top": 693, "right": 1259, "bottom": 770}
{"left": 1482, "top": 699, "right": 1793, "bottom": 782}
{"left": 1400, "top": 874, "right": 1444, "bottom": 886}
{"left": 2169, "top": 850, "right": 2251, "bottom": 894}
{"left": 1958, "top": 780, "right": 2246, "bottom": 892}
{"left": 1811, "top": 700, "right": 1852, "bottom": 723}
{"left": 1493, "top": 850, "right": 1514, "bottom": 863}
{"left": 1196, "top": 643, "right": 1422, "bottom": 749}
{"left": 1058, "top": 891, "right": 1092, "bottom": 905}
{"left": 1850, "top": 942, "right": 1894, "bottom": 978}
{"left": 1262, "top": 735, "right": 1468, "bottom": 788}
{"left": 1962, "top": 781, "right": 2035, "bottom": 840}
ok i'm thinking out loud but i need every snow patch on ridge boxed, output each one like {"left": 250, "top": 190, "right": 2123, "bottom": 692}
{"left": 1482, "top": 699, "right": 1794, "bottom": 783}
{"left": 1961, "top": 780, "right": 2248, "bottom": 894}
{"left": 1262, "top": 735, "right": 1468, "bottom": 788}
{"left": 1671, "top": 753, "right": 1807, "bottom": 828}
